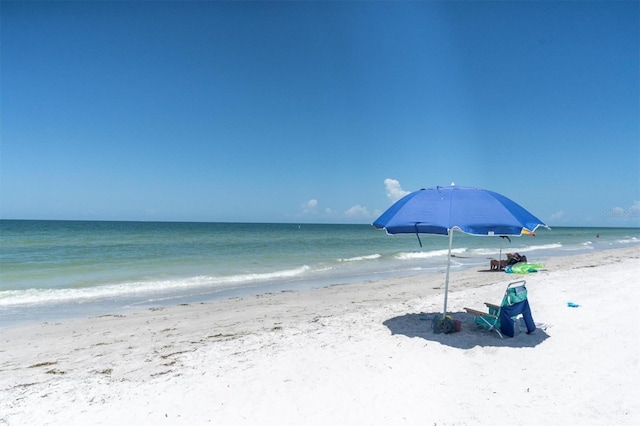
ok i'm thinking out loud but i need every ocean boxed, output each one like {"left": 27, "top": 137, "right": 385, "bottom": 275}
{"left": 1, "top": 220, "right": 638, "bottom": 327}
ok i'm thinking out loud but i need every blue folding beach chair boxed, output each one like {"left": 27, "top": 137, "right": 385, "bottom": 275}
{"left": 464, "top": 280, "right": 536, "bottom": 338}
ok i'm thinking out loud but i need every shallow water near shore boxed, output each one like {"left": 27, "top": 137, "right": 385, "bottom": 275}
{"left": 1, "top": 220, "right": 638, "bottom": 326}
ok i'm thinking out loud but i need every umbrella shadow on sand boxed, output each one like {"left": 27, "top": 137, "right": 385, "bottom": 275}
{"left": 383, "top": 311, "right": 550, "bottom": 349}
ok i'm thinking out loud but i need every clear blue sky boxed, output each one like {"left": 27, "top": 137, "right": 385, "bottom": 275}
{"left": 1, "top": 1, "right": 638, "bottom": 227}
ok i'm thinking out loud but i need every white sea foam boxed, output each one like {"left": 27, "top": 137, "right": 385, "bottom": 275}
{"left": 0, "top": 265, "right": 311, "bottom": 307}
{"left": 516, "top": 243, "right": 563, "bottom": 253}
{"left": 470, "top": 248, "right": 509, "bottom": 256}
{"left": 394, "top": 248, "right": 466, "bottom": 260}
{"left": 618, "top": 237, "right": 639, "bottom": 244}
{"left": 312, "top": 266, "right": 334, "bottom": 273}
{"left": 338, "top": 254, "right": 381, "bottom": 262}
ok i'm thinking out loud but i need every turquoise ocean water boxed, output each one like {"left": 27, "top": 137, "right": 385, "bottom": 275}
{"left": 1, "top": 220, "right": 638, "bottom": 327}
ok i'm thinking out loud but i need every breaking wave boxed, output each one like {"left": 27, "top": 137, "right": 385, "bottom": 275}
{"left": 0, "top": 265, "right": 311, "bottom": 307}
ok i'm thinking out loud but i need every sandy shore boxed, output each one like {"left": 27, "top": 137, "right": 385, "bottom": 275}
{"left": 1, "top": 246, "right": 639, "bottom": 425}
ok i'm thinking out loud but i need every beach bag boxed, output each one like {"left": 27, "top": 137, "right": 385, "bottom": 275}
{"left": 433, "top": 314, "right": 456, "bottom": 334}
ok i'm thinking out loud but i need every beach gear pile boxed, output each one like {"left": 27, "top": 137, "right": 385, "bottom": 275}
{"left": 504, "top": 253, "right": 544, "bottom": 274}
{"left": 432, "top": 314, "right": 457, "bottom": 334}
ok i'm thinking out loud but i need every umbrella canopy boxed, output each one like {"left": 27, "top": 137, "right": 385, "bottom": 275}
{"left": 373, "top": 185, "right": 548, "bottom": 316}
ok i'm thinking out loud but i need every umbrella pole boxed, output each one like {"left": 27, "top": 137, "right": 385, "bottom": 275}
{"left": 443, "top": 230, "right": 453, "bottom": 315}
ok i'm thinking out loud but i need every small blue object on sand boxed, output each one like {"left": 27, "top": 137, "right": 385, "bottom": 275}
{"left": 567, "top": 302, "right": 580, "bottom": 308}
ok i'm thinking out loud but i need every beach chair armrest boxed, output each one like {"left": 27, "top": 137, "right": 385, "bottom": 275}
{"left": 464, "top": 307, "right": 498, "bottom": 319}
{"left": 484, "top": 303, "right": 500, "bottom": 311}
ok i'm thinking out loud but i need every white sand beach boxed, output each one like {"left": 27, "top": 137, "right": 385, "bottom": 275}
{"left": 1, "top": 246, "right": 639, "bottom": 425}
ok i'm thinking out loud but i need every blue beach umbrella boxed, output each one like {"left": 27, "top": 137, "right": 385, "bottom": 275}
{"left": 373, "top": 185, "right": 548, "bottom": 316}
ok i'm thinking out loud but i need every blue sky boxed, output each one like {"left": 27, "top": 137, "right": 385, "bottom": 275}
{"left": 1, "top": 1, "right": 638, "bottom": 227}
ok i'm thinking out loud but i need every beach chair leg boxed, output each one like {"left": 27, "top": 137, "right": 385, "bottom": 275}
{"left": 475, "top": 316, "right": 503, "bottom": 339}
